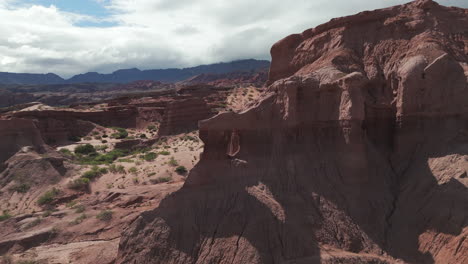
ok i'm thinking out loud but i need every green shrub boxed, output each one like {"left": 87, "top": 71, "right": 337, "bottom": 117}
{"left": 109, "top": 164, "right": 126, "bottom": 174}
{"left": 175, "top": 166, "right": 187, "bottom": 175}
{"left": 82, "top": 170, "right": 100, "bottom": 180}
{"left": 117, "top": 158, "right": 134, "bottom": 163}
{"left": 74, "top": 144, "right": 96, "bottom": 155}
{"left": 59, "top": 148, "right": 72, "bottom": 155}
{"left": 0, "top": 210, "right": 12, "bottom": 222}
{"left": 129, "top": 167, "right": 138, "bottom": 174}
{"left": 158, "top": 150, "right": 170, "bottom": 156}
{"left": 102, "top": 134, "right": 108, "bottom": 138}
{"left": 101, "top": 140, "right": 108, "bottom": 144}
{"left": 9, "top": 183, "right": 30, "bottom": 193}
{"left": 147, "top": 125, "right": 156, "bottom": 131}
{"left": 143, "top": 152, "right": 157, "bottom": 161}
{"left": 67, "top": 178, "right": 90, "bottom": 191}
{"left": 84, "top": 136, "right": 92, "bottom": 141}
{"left": 168, "top": 157, "right": 178, "bottom": 167}
{"left": 77, "top": 149, "right": 129, "bottom": 165}
{"left": 139, "top": 134, "right": 147, "bottom": 138}
{"left": 37, "top": 188, "right": 60, "bottom": 205}
{"left": 96, "top": 210, "right": 113, "bottom": 221}
{"left": 95, "top": 145, "right": 108, "bottom": 151}
{"left": 150, "top": 176, "right": 172, "bottom": 184}
{"left": 69, "top": 213, "right": 87, "bottom": 225}
{"left": 110, "top": 127, "right": 128, "bottom": 139}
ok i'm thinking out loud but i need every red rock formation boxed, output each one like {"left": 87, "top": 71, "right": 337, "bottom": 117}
{"left": 158, "top": 98, "right": 212, "bottom": 136}
{"left": 117, "top": 1, "right": 468, "bottom": 263}
{"left": 0, "top": 118, "right": 45, "bottom": 164}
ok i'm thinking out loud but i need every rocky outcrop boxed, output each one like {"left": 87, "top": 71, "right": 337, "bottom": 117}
{"left": 158, "top": 98, "right": 213, "bottom": 136}
{"left": 117, "top": 1, "right": 468, "bottom": 264}
{"left": 0, "top": 119, "right": 45, "bottom": 165}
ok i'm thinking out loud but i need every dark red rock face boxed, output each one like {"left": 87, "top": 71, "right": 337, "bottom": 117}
{"left": 0, "top": 119, "right": 45, "bottom": 164}
{"left": 158, "top": 98, "right": 213, "bottom": 136}
{"left": 117, "top": 1, "right": 467, "bottom": 263}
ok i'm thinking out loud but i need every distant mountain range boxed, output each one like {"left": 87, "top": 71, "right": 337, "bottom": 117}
{"left": 0, "top": 59, "right": 270, "bottom": 85}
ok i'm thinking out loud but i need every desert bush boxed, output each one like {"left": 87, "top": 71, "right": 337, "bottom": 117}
{"left": 95, "top": 145, "right": 108, "bottom": 151}
{"left": 175, "top": 166, "right": 187, "bottom": 175}
{"left": 37, "top": 188, "right": 60, "bottom": 205}
{"left": 158, "top": 150, "right": 170, "bottom": 156}
{"left": 139, "top": 134, "right": 147, "bottom": 138}
{"left": 69, "top": 214, "right": 87, "bottom": 226}
{"left": 59, "top": 148, "right": 73, "bottom": 155}
{"left": 96, "top": 210, "right": 113, "bottom": 221}
{"left": 110, "top": 127, "right": 128, "bottom": 139}
{"left": 0, "top": 210, "right": 12, "bottom": 222}
{"left": 67, "top": 178, "right": 90, "bottom": 191}
{"left": 128, "top": 167, "right": 138, "bottom": 174}
{"left": 108, "top": 164, "right": 126, "bottom": 174}
{"left": 168, "top": 157, "right": 178, "bottom": 167}
{"left": 9, "top": 183, "right": 30, "bottom": 193}
{"left": 150, "top": 176, "right": 172, "bottom": 184}
{"left": 74, "top": 144, "right": 96, "bottom": 155}
{"left": 143, "top": 152, "right": 157, "bottom": 161}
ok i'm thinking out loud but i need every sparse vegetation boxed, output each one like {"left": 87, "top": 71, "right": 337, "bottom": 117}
{"left": 74, "top": 204, "right": 85, "bottom": 213}
{"left": 110, "top": 127, "right": 128, "bottom": 139}
{"left": 96, "top": 210, "right": 113, "bottom": 221}
{"left": 150, "top": 176, "right": 172, "bottom": 184}
{"left": 0, "top": 210, "right": 12, "bottom": 222}
{"left": 129, "top": 167, "right": 138, "bottom": 174}
{"left": 37, "top": 188, "right": 60, "bottom": 205}
{"left": 142, "top": 152, "right": 157, "bottom": 161}
{"left": 117, "top": 158, "right": 134, "bottom": 163}
{"left": 95, "top": 145, "right": 108, "bottom": 151}
{"left": 25, "top": 218, "right": 42, "bottom": 229}
{"left": 77, "top": 148, "right": 129, "bottom": 165}
{"left": 67, "top": 178, "right": 90, "bottom": 191}
{"left": 168, "top": 157, "right": 179, "bottom": 166}
{"left": 158, "top": 150, "right": 170, "bottom": 156}
{"left": 59, "top": 148, "right": 72, "bottom": 155}
{"left": 74, "top": 144, "right": 96, "bottom": 155}
{"left": 175, "top": 166, "right": 187, "bottom": 175}
{"left": 109, "top": 164, "right": 126, "bottom": 174}
{"left": 9, "top": 183, "right": 30, "bottom": 193}
{"left": 69, "top": 214, "right": 87, "bottom": 225}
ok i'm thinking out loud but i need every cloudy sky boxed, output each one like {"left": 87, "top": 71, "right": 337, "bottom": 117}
{"left": 0, "top": 0, "right": 466, "bottom": 77}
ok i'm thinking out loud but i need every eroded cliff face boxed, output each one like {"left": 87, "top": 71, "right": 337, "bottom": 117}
{"left": 0, "top": 119, "right": 46, "bottom": 165}
{"left": 117, "top": 1, "right": 467, "bottom": 263}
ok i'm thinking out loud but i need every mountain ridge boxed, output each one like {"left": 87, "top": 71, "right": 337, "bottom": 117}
{"left": 0, "top": 59, "right": 270, "bottom": 85}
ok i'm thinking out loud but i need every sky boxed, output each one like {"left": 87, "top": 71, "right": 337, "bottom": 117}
{"left": 0, "top": 0, "right": 466, "bottom": 78}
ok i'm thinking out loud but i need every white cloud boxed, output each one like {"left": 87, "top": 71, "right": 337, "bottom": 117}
{"left": 0, "top": 0, "right": 466, "bottom": 77}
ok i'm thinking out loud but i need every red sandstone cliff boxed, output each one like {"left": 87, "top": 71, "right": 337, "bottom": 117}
{"left": 117, "top": 1, "right": 468, "bottom": 263}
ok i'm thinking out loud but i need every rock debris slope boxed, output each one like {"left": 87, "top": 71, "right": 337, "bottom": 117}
{"left": 117, "top": 1, "right": 467, "bottom": 263}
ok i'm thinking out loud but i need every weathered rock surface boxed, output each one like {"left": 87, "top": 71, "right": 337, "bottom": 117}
{"left": 117, "top": 1, "right": 468, "bottom": 264}
{"left": 0, "top": 118, "right": 45, "bottom": 164}
{"left": 158, "top": 98, "right": 212, "bottom": 136}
